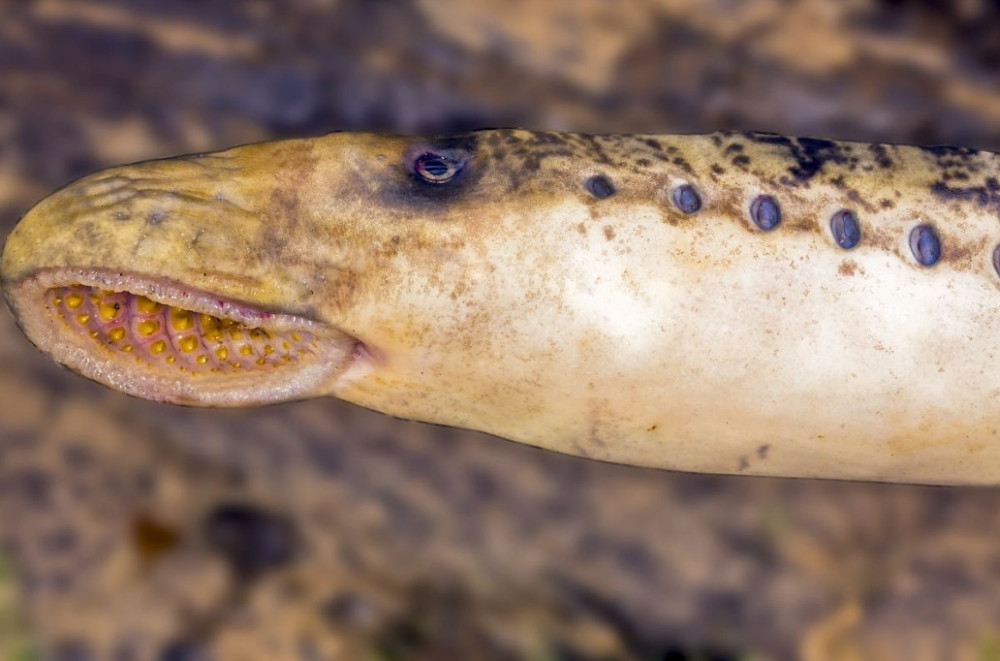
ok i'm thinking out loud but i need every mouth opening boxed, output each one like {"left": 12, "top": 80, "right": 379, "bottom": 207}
{"left": 49, "top": 285, "right": 318, "bottom": 373}
{"left": 10, "top": 269, "right": 361, "bottom": 406}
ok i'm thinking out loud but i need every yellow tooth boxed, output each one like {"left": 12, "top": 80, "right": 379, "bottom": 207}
{"left": 166, "top": 356, "right": 176, "bottom": 364}
{"left": 263, "top": 344, "right": 274, "bottom": 355}
{"left": 137, "top": 320, "right": 160, "bottom": 337}
{"left": 239, "top": 344, "right": 253, "bottom": 356}
{"left": 229, "top": 328, "right": 243, "bottom": 340}
{"left": 201, "top": 314, "right": 221, "bottom": 331}
{"left": 150, "top": 340, "right": 166, "bottom": 354}
{"left": 65, "top": 293, "right": 83, "bottom": 309}
{"left": 170, "top": 309, "right": 193, "bottom": 331}
{"left": 98, "top": 302, "right": 120, "bottom": 321}
{"left": 256, "top": 358, "right": 266, "bottom": 366}
{"left": 178, "top": 336, "right": 199, "bottom": 353}
{"left": 136, "top": 296, "right": 161, "bottom": 314}
{"left": 215, "top": 347, "right": 228, "bottom": 361}
{"left": 89, "top": 294, "right": 99, "bottom": 305}
{"left": 196, "top": 355, "right": 208, "bottom": 365}
{"left": 76, "top": 313, "right": 90, "bottom": 325}
{"left": 221, "top": 319, "right": 235, "bottom": 328}
{"left": 290, "top": 332, "right": 300, "bottom": 342}
{"left": 122, "top": 344, "right": 133, "bottom": 353}
{"left": 108, "top": 327, "right": 126, "bottom": 343}
{"left": 282, "top": 355, "right": 291, "bottom": 362}
{"left": 282, "top": 342, "right": 290, "bottom": 351}
{"left": 89, "top": 330, "right": 99, "bottom": 339}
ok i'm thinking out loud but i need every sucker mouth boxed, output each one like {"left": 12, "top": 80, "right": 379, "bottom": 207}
{"left": 48, "top": 285, "right": 319, "bottom": 373}
{"left": 7, "top": 268, "right": 359, "bottom": 405}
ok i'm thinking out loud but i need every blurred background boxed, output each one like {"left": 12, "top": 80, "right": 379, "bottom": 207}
{"left": 2, "top": 1, "right": 1000, "bottom": 659}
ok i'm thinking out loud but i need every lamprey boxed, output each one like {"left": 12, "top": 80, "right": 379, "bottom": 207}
{"left": 4, "top": 130, "right": 1000, "bottom": 484}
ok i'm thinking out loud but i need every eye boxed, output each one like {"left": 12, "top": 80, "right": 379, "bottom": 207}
{"left": 413, "top": 152, "right": 464, "bottom": 184}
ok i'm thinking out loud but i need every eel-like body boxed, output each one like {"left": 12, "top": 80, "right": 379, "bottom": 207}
{"left": 3, "top": 129, "right": 1000, "bottom": 485}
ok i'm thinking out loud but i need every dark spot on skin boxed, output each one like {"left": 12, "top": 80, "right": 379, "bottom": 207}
{"left": 263, "top": 187, "right": 298, "bottom": 262}
{"left": 738, "top": 456, "right": 749, "bottom": 471}
{"left": 845, "top": 189, "right": 876, "bottom": 214}
{"left": 672, "top": 156, "right": 693, "bottom": 174}
{"left": 575, "top": 134, "right": 614, "bottom": 165}
{"left": 202, "top": 503, "right": 298, "bottom": 579}
{"left": 603, "top": 226, "right": 615, "bottom": 240}
{"left": 921, "top": 144, "right": 979, "bottom": 157}
{"left": 880, "top": 198, "right": 895, "bottom": 209}
{"left": 643, "top": 138, "right": 662, "bottom": 151}
{"left": 909, "top": 225, "right": 942, "bottom": 267}
{"left": 838, "top": 259, "right": 859, "bottom": 277}
{"left": 869, "top": 143, "right": 894, "bottom": 168}
{"left": 942, "top": 169, "right": 971, "bottom": 182}
{"left": 749, "top": 195, "right": 781, "bottom": 231}
{"left": 732, "top": 154, "right": 751, "bottom": 167}
{"left": 711, "top": 164, "right": 725, "bottom": 175}
{"left": 787, "top": 137, "right": 845, "bottom": 181}
{"left": 671, "top": 184, "right": 701, "bottom": 214}
{"left": 830, "top": 210, "right": 861, "bottom": 249}
{"left": 584, "top": 174, "right": 616, "bottom": 199}
{"left": 744, "top": 132, "right": 794, "bottom": 147}
{"left": 576, "top": 222, "right": 586, "bottom": 235}
{"left": 993, "top": 244, "right": 1000, "bottom": 279}
{"left": 147, "top": 210, "right": 166, "bottom": 225}
{"left": 745, "top": 132, "right": 848, "bottom": 183}
{"left": 757, "top": 444, "right": 770, "bottom": 459}
{"left": 929, "top": 178, "right": 1000, "bottom": 213}
{"left": 636, "top": 157, "right": 651, "bottom": 167}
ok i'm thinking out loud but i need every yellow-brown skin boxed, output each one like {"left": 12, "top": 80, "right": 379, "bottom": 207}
{"left": 4, "top": 129, "right": 1000, "bottom": 484}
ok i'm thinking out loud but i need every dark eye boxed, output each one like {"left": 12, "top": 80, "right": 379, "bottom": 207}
{"left": 413, "top": 152, "right": 463, "bottom": 184}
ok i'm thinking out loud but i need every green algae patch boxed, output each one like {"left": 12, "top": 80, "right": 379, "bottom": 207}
{"left": 0, "top": 552, "right": 37, "bottom": 661}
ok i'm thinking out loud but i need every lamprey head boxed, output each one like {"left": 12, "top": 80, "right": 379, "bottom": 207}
{"left": 1, "top": 130, "right": 622, "bottom": 444}
{"left": 0, "top": 136, "right": 387, "bottom": 406}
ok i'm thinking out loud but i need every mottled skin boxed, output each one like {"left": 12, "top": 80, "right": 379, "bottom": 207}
{"left": 4, "top": 129, "right": 1000, "bottom": 484}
